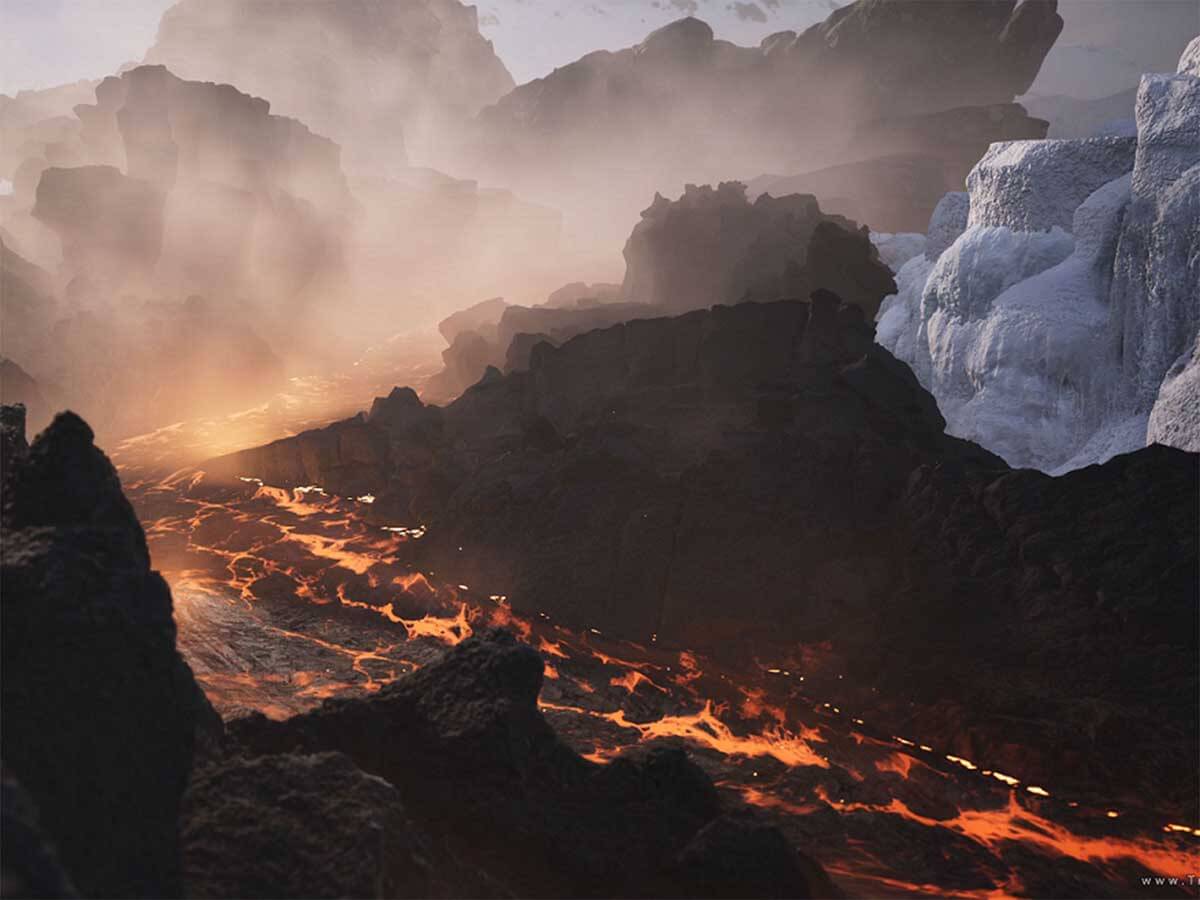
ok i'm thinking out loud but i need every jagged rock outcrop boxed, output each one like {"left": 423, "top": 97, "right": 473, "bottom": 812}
{"left": 144, "top": 0, "right": 514, "bottom": 172}
{"left": 209, "top": 294, "right": 997, "bottom": 641}
{"left": 205, "top": 291, "right": 1197, "bottom": 807}
{"left": 230, "top": 629, "right": 830, "bottom": 899}
{"left": 877, "top": 44, "right": 1200, "bottom": 471}
{"left": 0, "top": 409, "right": 213, "bottom": 897}
{"left": 182, "top": 753, "right": 433, "bottom": 899}
{"left": 622, "top": 183, "right": 894, "bottom": 317}
{"left": 459, "top": 1, "right": 1062, "bottom": 234}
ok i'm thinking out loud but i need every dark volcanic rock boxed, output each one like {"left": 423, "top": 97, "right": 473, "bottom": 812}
{"left": 890, "top": 442, "right": 1200, "bottom": 808}
{"left": 182, "top": 752, "right": 432, "bottom": 900}
{"left": 0, "top": 766, "right": 78, "bottom": 899}
{"left": 621, "top": 184, "right": 894, "bottom": 317}
{"left": 230, "top": 629, "right": 823, "bottom": 899}
{"left": 0, "top": 405, "right": 833, "bottom": 899}
{"left": 208, "top": 290, "right": 1197, "bottom": 809}
{"left": 0, "top": 410, "right": 213, "bottom": 897}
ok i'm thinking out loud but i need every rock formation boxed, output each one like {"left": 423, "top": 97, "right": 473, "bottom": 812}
{"left": 425, "top": 296, "right": 656, "bottom": 400}
{"left": 0, "top": 408, "right": 213, "bottom": 897}
{"left": 143, "top": 0, "right": 515, "bottom": 173}
{"left": 458, "top": 1, "right": 1063, "bottom": 235}
{"left": 182, "top": 752, "right": 433, "bottom": 899}
{"left": 622, "top": 183, "right": 894, "bottom": 317}
{"left": 877, "top": 44, "right": 1200, "bottom": 471}
{"left": 204, "top": 290, "right": 1197, "bottom": 807}
{"left": 229, "top": 629, "right": 830, "bottom": 899}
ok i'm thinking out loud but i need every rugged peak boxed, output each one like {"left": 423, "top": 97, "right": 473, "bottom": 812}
{"left": 636, "top": 17, "right": 715, "bottom": 59}
{"left": 3, "top": 411, "right": 144, "bottom": 552}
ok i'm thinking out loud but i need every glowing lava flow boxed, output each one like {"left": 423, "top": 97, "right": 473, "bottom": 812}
{"left": 114, "top": 456, "right": 1200, "bottom": 899}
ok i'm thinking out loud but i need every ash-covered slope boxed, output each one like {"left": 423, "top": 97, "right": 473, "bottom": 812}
{"left": 458, "top": 0, "right": 1062, "bottom": 234}
{"left": 206, "top": 293, "right": 1197, "bottom": 807}
{"left": 0, "top": 403, "right": 829, "bottom": 899}
{"left": 877, "top": 40, "right": 1200, "bottom": 470}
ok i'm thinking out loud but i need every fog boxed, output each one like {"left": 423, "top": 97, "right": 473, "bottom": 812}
{"left": 1, "top": 0, "right": 1194, "bottom": 445}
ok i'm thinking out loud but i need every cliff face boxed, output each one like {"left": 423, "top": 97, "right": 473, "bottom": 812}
{"left": 458, "top": 1, "right": 1063, "bottom": 235}
{"left": 876, "top": 43, "right": 1200, "bottom": 471}
{"left": 144, "top": 0, "right": 515, "bottom": 172}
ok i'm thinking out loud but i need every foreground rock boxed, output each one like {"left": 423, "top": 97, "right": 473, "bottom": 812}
{"left": 182, "top": 752, "right": 433, "bottom": 899}
{"left": 231, "top": 629, "right": 831, "bottom": 899}
{"left": 0, "top": 407, "right": 212, "bottom": 897}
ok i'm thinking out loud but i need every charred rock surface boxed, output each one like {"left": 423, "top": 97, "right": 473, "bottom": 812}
{"left": 207, "top": 293, "right": 1198, "bottom": 808}
{"left": 230, "top": 629, "right": 830, "bottom": 899}
{"left": 0, "top": 766, "right": 78, "bottom": 899}
{"left": 182, "top": 752, "right": 433, "bottom": 900}
{"left": 0, "top": 409, "right": 213, "bottom": 897}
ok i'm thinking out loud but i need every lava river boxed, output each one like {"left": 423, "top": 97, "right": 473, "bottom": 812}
{"left": 111, "top": 421, "right": 1200, "bottom": 899}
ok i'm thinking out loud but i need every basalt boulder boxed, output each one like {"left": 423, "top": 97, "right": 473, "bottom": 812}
{"left": 230, "top": 629, "right": 828, "bottom": 899}
{"left": 181, "top": 752, "right": 433, "bottom": 899}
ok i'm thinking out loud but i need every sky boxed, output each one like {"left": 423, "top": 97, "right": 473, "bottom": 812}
{"left": 2, "top": 0, "right": 1197, "bottom": 98}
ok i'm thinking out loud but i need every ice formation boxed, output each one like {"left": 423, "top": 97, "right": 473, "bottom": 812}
{"left": 877, "top": 45, "right": 1200, "bottom": 473}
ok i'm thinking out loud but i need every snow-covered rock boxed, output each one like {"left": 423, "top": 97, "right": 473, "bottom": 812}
{"left": 924, "top": 192, "right": 969, "bottom": 260}
{"left": 1179, "top": 35, "right": 1200, "bottom": 78}
{"left": 966, "top": 137, "right": 1136, "bottom": 232}
{"left": 869, "top": 231, "right": 926, "bottom": 271}
{"left": 877, "top": 51, "right": 1199, "bottom": 472}
{"left": 1148, "top": 333, "right": 1200, "bottom": 452}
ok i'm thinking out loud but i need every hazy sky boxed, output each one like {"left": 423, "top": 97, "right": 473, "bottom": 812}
{"left": 2, "top": 0, "right": 1196, "bottom": 97}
